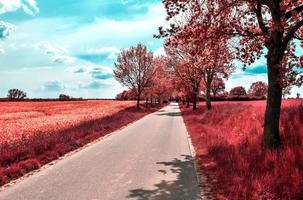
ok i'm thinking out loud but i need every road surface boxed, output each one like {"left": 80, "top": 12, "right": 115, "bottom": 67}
{"left": 0, "top": 103, "right": 201, "bottom": 200}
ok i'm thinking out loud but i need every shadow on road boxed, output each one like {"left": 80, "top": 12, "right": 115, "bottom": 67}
{"left": 126, "top": 155, "right": 201, "bottom": 200}
{"left": 156, "top": 112, "right": 182, "bottom": 117}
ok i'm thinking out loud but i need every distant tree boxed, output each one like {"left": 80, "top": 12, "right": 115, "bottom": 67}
{"left": 116, "top": 90, "right": 136, "bottom": 101}
{"left": 59, "top": 94, "right": 70, "bottom": 101}
{"left": 7, "top": 89, "right": 27, "bottom": 100}
{"left": 248, "top": 81, "right": 268, "bottom": 97}
{"left": 297, "top": 93, "right": 301, "bottom": 99}
{"left": 114, "top": 44, "right": 154, "bottom": 109}
{"left": 211, "top": 78, "right": 226, "bottom": 98}
{"left": 230, "top": 86, "right": 247, "bottom": 96}
{"left": 150, "top": 57, "right": 173, "bottom": 105}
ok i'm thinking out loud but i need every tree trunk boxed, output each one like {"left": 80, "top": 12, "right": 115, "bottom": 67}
{"left": 150, "top": 96, "right": 153, "bottom": 107}
{"left": 192, "top": 86, "right": 199, "bottom": 111}
{"left": 205, "top": 86, "right": 212, "bottom": 110}
{"left": 145, "top": 98, "right": 148, "bottom": 108}
{"left": 263, "top": 50, "right": 282, "bottom": 149}
{"left": 136, "top": 94, "right": 140, "bottom": 109}
{"left": 186, "top": 96, "right": 190, "bottom": 108}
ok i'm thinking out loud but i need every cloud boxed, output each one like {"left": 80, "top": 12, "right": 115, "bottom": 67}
{"left": 0, "top": 21, "right": 15, "bottom": 40}
{"left": 79, "top": 81, "right": 111, "bottom": 89}
{"left": 52, "top": 55, "right": 75, "bottom": 64}
{"left": 43, "top": 81, "right": 65, "bottom": 91}
{"left": 36, "top": 42, "right": 75, "bottom": 64}
{"left": 90, "top": 66, "right": 113, "bottom": 80}
{"left": 36, "top": 41, "right": 66, "bottom": 55}
{"left": 77, "top": 47, "right": 120, "bottom": 64}
{"left": 0, "top": 0, "right": 39, "bottom": 15}
{"left": 88, "top": 47, "right": 120, "bottom": 59}
{"left": 154, "top": 46, "right": 165, "bottom": 57}
{"left": 73, "top": 67, "right": 86, "bottom": 73}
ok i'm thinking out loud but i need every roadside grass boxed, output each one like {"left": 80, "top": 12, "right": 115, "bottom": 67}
{"left": 180, "top": 100, "right": 303, "bottom": 200}
{"left": 0, "top": 101, "right": 163, "bottom": 186}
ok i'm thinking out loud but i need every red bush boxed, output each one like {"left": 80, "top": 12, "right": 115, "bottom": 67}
{"left": 181, "top": 100, "right": 303, "bottom": 200}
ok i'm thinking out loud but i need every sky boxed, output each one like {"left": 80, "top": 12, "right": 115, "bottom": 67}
{"left": 0, "top": 0, "right": 301, "bottom": 98}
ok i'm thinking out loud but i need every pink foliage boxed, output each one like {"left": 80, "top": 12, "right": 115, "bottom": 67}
{"left": 181, "top": 100, "right": 303, "bottom": 200}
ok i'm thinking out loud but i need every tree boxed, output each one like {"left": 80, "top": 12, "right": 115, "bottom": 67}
{"left": 211, "top": 78, "right": 226, "bottom": 98}
{"left": 230, "top": 86, "right": 247, "bottom": 96}
{"left": 297, "top": 93, "right": 301, "bottom": 99}
{"left": 114, "top": 44, "right": 154, "bottom": 109}
{"left": 158, "top": 0, "right": 303, "bottom": 148}
{"left": 200, "top": 40, "right": 235, "bottom": 110}
{"left": 59, "top": 94, "right": 71, "bottom": 101}
{"left": 249, "top": 81, "right": 268, "bottom": 97}
{"left": 150, "top": 57, "right": 173, "bottom": 105}
{"left": 165, "top": 45, "right": 204, "bottom": 111}
{"left": 7, "top": 89, "right": 27, "bottom": 100}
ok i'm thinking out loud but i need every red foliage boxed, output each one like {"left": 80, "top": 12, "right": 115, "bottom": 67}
{"left": 181, "top": 100, "right": 303, "bottom": 200}
{"left": 229, "top": 86, "right": 247, "bottom": 96}
{"left": 248, "top": 81, "right": 268, "bottom": 97}
{"left": 0, "top": 101, "right": 162, "bottom": 186}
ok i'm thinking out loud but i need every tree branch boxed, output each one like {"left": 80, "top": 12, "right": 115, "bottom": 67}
{"left": 285, "top": 4, "right": 303, "bottom": 20}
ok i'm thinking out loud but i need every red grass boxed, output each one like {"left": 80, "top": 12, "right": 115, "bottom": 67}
{"left": 180, "top": 99, "right": 303, "bottom": 200}
{"left": 0, "top": 100, "right": 162, "bottom": 186}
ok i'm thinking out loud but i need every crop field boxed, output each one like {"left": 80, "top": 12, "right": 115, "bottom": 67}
{"left": 181, "top": 99, "right": 303, "bottom": 200}
{"left": 0, "top": 100, "right": 159, "bottom": 186}
{"left": 0, "top": 100, "right": 134, "bottom": 144}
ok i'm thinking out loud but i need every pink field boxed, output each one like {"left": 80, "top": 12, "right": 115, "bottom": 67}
{"left": 0, "top": 100, "right": 161, "bottom": 186}
{"left": 0, "top": 100, "right": 134, "bottom": 144}
{"left": 180, "top": 99, "right": 303, "bottom": 200}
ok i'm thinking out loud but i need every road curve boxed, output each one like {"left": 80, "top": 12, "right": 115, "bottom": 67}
{"left": 0, "top": 103, "right": 201, "bottom": 200}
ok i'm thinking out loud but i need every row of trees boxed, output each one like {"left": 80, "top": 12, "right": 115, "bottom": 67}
{"left": 114, "top": 44, "right": 173, "bottom": 109}
{"left": 115, "top": 1, "right": 303, "bottom": 149}
{"left": 154, "top": 0, "right": 303, "bottom": 149}
{"left": 5, "top": 89, "right": 77, "bottom": 101}
{"left": 113, "top": 43, "right": 271, "bottom": 108}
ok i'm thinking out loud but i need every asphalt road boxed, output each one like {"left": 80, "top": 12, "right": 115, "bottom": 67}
{"left": 0, "top": 103, "right": 201, "bottom": 200}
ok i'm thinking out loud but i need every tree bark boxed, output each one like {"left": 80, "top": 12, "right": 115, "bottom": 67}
{"left": 136, "top": 98, "right": 140, "bottom": 109}
{"left": 263, "top": 49, "right": 282, "bottom": 149}
{"left": 150, "top": 96, "right": 153, "bottom": 107}
{"left": 192, "top": 87, "right": 198, "bottom": 111}
{"left": 186, "top": 96, "right": 190, "bottom": 108}
{"left": 205, "top": 86, "right": 212, "bottom": 110}
{"left": 145, "top": 98, "right": 148, "bottom": 108}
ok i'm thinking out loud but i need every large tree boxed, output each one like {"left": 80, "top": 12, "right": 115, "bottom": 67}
{"left": 159, "top": 0, "right": 303, "bottom": 149}
{"left": 114, "top": 44, "right": 154, "bottom": 109}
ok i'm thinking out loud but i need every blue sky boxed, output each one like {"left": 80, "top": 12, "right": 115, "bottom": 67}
{"left": 0, "top": 0, "right": 301, "bottom": 98}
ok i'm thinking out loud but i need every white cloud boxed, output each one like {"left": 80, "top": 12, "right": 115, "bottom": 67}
{"left": 154, "top": 46, "right": 165, "bottom": 57}
{"left": 36, "top": 42, "right": 75, "bottom": 64}
{"left": 0, "top": 0, "right": 39, "bottom": 15}
{"left": 87, "top": 46, "right": 120, "bottom": 59}
{"left": 0, "top": 21, "right": 15, "bottom": 40}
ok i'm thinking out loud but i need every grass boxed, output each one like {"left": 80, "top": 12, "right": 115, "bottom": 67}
{"left": 180, "top": 99, "right": 303, "bottom": 200}
{"left": 0, "top": 100, "right": 163, "bottom": 186}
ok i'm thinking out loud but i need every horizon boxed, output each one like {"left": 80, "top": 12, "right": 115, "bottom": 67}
{"left": 0, "top": 0, "right": 301, "bottom": 98}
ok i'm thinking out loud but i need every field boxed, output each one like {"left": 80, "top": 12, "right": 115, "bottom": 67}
{"left": 0, "top": 100, "right": 160, "bottom": 186}
{"left": 180, "top": 99, "right": 303, "bottom": 200}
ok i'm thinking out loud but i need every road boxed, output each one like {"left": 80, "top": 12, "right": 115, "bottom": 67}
{"left": 0, "top": 103, "right": 201, "bottom": 200}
